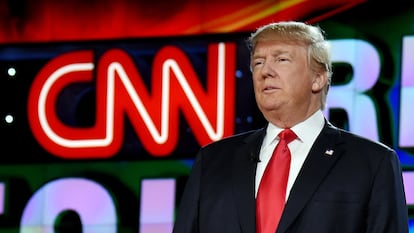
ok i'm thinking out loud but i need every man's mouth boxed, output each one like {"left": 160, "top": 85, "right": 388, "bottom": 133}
{"left": 263, "top": 86, "right": 278, "bottom": 92}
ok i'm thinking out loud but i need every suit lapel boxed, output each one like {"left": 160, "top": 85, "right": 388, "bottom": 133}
{"left": 277, "top": 122, "right": 345, "bottom": 233}
{"left": 231, "top": 128, "right": 265, "bottom": 233}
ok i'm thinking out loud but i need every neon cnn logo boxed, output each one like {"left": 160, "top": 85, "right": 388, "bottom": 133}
{"left": 28, "top": 43, "right": 236, "bottom": 159}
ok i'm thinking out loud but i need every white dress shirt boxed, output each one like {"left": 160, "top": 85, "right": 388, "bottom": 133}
{"left": 255, "top": 110, "right": 325, "bottom": 199}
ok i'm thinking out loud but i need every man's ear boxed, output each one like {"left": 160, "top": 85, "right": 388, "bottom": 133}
{"left": 312, "top": 72, "right": 327, "bottom": 92}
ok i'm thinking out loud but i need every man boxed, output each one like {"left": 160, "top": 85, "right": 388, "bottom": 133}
{"left": 172, "top": 21, "right": 408, "bottom": 233}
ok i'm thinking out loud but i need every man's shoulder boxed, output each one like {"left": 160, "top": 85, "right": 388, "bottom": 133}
{"left": 327, "top": 123, "right": 394, "bottom": 153}
{"left": 202, "top": 128, "right": 264, "bottom": 150}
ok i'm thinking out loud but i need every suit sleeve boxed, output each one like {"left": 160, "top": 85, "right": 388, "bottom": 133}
{"left": 172, "top": 151, "right": 203, "bottom": 233}
{"left": 366, "top": 150, "right": 409, "bottom": 233}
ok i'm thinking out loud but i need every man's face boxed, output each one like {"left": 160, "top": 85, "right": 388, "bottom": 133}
{"left": 251, "top": 38, "right": 318, "bottom": 125}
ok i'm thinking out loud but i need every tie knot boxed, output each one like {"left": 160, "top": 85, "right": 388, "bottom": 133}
{"left": 278, "top": 128, "right": 297, "bottom": 144}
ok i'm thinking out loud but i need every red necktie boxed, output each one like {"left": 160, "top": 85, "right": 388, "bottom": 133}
{"left": 256, "top": 128, "right": 297, "bottom": 233}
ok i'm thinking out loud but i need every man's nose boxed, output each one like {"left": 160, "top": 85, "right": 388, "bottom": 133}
{"left": 260, "top": 60, "right": 276, "bottom": 78}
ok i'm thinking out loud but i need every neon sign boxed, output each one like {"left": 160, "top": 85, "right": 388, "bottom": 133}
{"left": 26, "top": 37, "right": 414, "bottom": 164}
{"left": 399, "top": 36, "right": 414, "bottom": 147}
{"left": 27, "top": 43, "right": 236, "bottom": 159}
{"left": 327, "top": 37, "right": 414, "bottom": 166}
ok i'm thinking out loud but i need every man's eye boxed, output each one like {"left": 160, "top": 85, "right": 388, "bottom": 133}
{"left": 254, "top": 61, "right": 264, "bottom": 66}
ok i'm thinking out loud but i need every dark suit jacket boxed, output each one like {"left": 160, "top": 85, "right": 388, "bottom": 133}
{"left": 172, "top": 121, "right": 408, "bottom": 233}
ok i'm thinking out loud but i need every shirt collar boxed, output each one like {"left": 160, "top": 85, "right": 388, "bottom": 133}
{"left": 264, "top": 110, "right": 325, "bottom": 146}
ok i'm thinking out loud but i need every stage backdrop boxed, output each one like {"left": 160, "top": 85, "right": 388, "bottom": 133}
{"left": 0, "top": 0, "right": 412, "bottom": 232}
